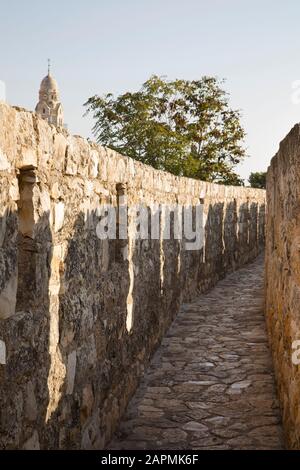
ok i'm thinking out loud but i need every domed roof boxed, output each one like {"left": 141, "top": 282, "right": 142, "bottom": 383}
{"left": 36, "top": 64, "right": 64, "bottom": 127}
{"left": 40, "top": 73, "right": 58, "bottom": 92}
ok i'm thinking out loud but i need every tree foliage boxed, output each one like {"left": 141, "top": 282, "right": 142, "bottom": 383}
{"left": 84, "top": 75, "right": 246, "bottom": 185}
{"left": 248, "top": 171, "right": 266, "bottom": 189}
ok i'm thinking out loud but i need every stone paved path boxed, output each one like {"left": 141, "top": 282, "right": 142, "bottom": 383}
{"left": 109, "top": 255, "right": 284, "bottom": 450}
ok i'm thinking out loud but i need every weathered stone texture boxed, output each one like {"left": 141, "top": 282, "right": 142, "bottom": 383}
{"left": 0, "top": 102, "right": 265, "bottom": 449}
{"left": 110, "top": 256, "right": 284, "bottom": 450}
{"left": 265, "top": 124, "right": 300, "bottom": 448}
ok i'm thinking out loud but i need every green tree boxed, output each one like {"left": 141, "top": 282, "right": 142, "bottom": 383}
{"left": 84, "top": 75, "right": 246, "bottom": 185}
{"left": 248, "top": 172, "right": 266, "bottom": 189}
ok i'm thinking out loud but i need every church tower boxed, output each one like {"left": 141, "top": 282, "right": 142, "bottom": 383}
{"left": 35, "top": 61, "right": 64, "bottom": 127}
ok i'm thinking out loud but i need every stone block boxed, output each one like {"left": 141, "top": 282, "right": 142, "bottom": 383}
{"left": 23, "top": 431, "right": 40, "bottom": 450}
{"left": 54, "top": 201, "right": 65, "bottom": 232}
{"left": 0, "top": 149, "right": 11, "bottom": 171}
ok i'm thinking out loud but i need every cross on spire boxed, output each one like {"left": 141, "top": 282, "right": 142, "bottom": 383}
{"left": 48, "top": 58, "right": 51, "bottom": 75}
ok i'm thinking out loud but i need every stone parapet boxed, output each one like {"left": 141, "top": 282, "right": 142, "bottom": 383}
{"left": 0, "top": 102, "right": 265, "bottom": 449}
{"left": 265, "top": 123, "right": 300, "bottom": 448}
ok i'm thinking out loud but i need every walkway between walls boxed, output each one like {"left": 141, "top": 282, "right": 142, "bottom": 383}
{"left": 109, "top": 255, "right": 284, "bottom": 450}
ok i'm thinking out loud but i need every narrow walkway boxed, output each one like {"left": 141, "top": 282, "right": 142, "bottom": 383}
{"left": 109, "top": 255, "right": 284, "bottom": 450}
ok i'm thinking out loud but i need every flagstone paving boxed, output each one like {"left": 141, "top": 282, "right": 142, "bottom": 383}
{"left": 109, "top": 255, "right": 285, "bottom": 450}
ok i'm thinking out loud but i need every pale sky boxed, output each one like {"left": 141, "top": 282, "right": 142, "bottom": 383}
{"left": 1, "top": 0, "right": 300, "bottom": 181}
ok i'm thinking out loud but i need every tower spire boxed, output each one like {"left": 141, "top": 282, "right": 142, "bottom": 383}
{"left": 36, "top": 64, "right": 64, "bottom": 128}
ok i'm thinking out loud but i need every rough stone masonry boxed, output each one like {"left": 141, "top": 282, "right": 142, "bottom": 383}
{"left": 0, "top": 102, "right": 265, "bottom": 449}
{"left": 265, "top": 123, "right": 300, "bottom": 449}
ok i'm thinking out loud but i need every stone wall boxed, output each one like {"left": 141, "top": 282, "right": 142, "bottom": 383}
{"left": 265, "top": 124, "right": 300, "bottom": 448}
{"left": 0, "top": 102, "right": 265, "bottom": 449}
